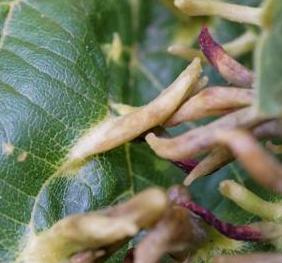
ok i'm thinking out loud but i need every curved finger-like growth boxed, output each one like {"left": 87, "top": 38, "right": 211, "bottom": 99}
{"left": 63, "top": 58, "right": 202, "bottom": 171}
{"left": 168, "top": 30, "right": 257, "bottom": 62}
{"left": 199, "top": 27, "right": 255, "bottom": 88}
{"left": 166, "top": 87, "right": 254, "bottom": 126}
{"left": 146, "top": 107, "right": 263, "bottom": 161}
{"left": 134, "top": 206, "right": 206, "bottom": 263}
{"left": 184, "top": 118, "right": 282, "bottom": 186}
{"left": 22, "top": 188, "right": 168, "bottom": 263}
{"left": 184, "top": 147, "right": 233, "bottom": 186}
{"left": 174, "top": 0, "right": 262, "bottom": 26}
{"left": 216, "top": 130, "right": 282, "bottom": 193}
{"left": 220, "top": 180, "right": 282, "bottom": 222}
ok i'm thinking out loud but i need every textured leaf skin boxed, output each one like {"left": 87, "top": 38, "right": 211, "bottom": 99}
{"left": 256, "top": 1, "right": 282, "bottom": 117}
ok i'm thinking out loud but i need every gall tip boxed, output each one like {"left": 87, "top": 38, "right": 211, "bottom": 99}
{"left": 198, "top": 26, "right": 222, "bottom": 67}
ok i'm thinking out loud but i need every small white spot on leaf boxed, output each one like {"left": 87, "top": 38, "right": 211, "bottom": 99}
{"left": 2, "top": 143, "right": 15, "bottom": 156}
{"left": 17, "top": 151, "right": 28, "bottom": 162}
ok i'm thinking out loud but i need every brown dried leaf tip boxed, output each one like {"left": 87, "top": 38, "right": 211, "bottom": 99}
{"left": 199, "top": 26, "right": 254, "bottom": 88}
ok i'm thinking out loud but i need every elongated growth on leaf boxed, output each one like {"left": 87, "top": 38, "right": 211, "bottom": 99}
{"left": 185, "top": 118, "right": 282, "bottom": 185}
{"left": 220, "top": 180, "right": 282, "bottom": 223}
{"left": 168, "top": 45, "right": 206, "bottom": 62}
{"left": 21, "top": 188, "right": 168, "bottom": 263}
{"left": 146, "top": 107, "right": 264, "bottom": 161}
{"left": 184, "top": 117, "right": 282, "bottom": 185}
{"left": 134, "top": 206, "right": 206, "bottom": 263}
{"left": 199, "top": 27, "right": 255, "bottom": 88}
{"left": 221, "top": 30, "right": 258, "bottom": 58}
{"left": 166, "top": 87, "right": 254, "bottom": 126}
{"left": 217, "top": 130, "right": 282, "bottom": 193}
{"left": 174, "top": 0, "right": 262, "bottom": 26}
{"left": 168, "top": 30, "right": 257, "bottom": 62}
{"left": 184, "top": 147, "right": 233, "bottom": 186}
{"left": 64, "top": 58, "right": 201, "bottom": 170}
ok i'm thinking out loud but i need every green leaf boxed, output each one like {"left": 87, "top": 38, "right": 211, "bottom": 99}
{"left": 0, "top": 0, "right": 186, "bottom": 261}
{"left": 256, "top": 1, "right": 282, "bottom": 117}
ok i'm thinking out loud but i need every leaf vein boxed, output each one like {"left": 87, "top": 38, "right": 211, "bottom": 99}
{"left": 0, "top": 80, "right": 75, "bottom": 135}
{"left": 22, "top": 0, "right": 75, "bottom": 39}
{"left": 0, "top": 178, "right": 35, "bottom": 199}
{"left": 0, "top": 212, "right": 27, "bottom": 226}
